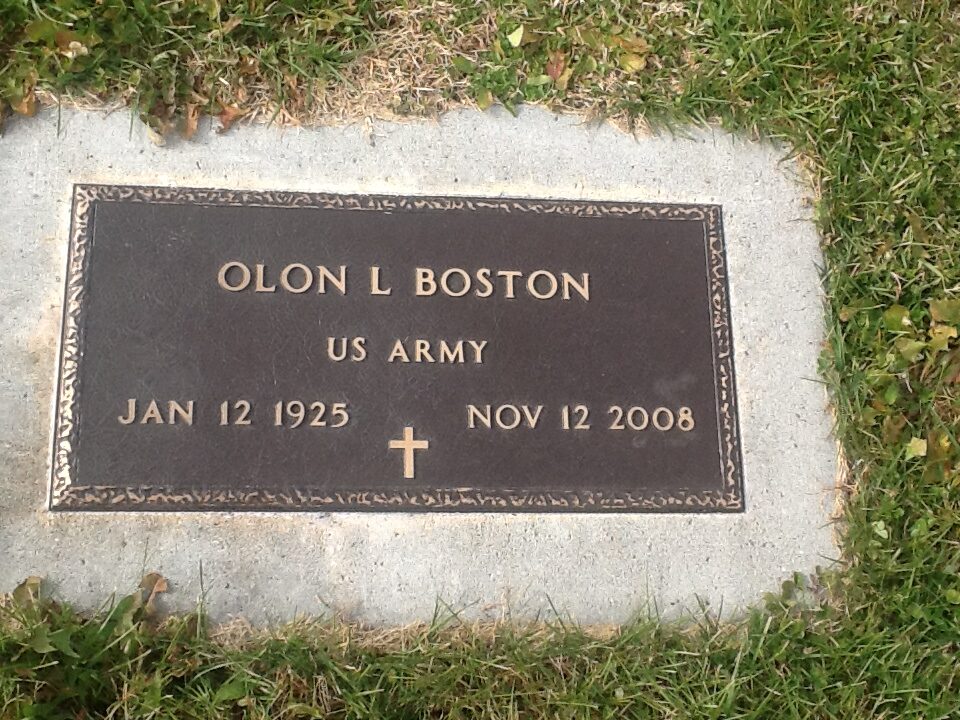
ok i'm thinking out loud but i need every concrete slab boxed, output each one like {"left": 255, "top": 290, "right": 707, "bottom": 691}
{"left": 0, "top": 106, "right": 838, "bottom": 625}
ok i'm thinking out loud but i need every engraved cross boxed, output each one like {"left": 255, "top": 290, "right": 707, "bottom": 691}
{"left": 388, "top": 426, "right": 429, "bottom": 479}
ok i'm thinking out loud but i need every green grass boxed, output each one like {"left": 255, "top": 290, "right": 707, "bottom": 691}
{"left": 2, "top": 0, "right": 960, "bottom": 717}
{"left": 0, "top": 0, "right": 381, "bottom": 132}
{"left": 1, "top": 572, "right": 957, "bottom": 718}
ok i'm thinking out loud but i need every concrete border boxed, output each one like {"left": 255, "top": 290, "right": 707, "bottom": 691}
{"left": 0, "top": 106, "right": 838, "bottom": 624}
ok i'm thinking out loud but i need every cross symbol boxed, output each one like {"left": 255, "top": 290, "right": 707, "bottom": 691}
{"left": 388, "top": 426, "right": 429, "bottom": 479}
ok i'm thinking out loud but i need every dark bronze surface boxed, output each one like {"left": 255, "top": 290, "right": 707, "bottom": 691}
{"left": 51, "top": 185, "right": 744, "bottom": 512}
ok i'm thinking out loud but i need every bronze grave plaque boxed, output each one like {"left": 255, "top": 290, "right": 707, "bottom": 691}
{"left": 51, "top": 185, "right": 743, "bottom": 512}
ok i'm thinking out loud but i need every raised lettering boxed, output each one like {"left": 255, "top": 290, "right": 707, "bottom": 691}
{"left": 562, "top": 272, "right": 590, "bottom": 301}
{"left": 474, "top": 268, "right": 494, "bottom": 298}
{"left": 414, "top": 339, "right": 435, "bottom": 363}
{"left": 387, "top": 339, "right": 410, "bottom": 363}
{"left": 317, "top": 265, "right": 347, "bottom": 295}
{"left": 497, "top": 270, "right": 523, "bottom": 299}
{"left": 370, "top": 266, "right": 392, "bottom": 295}
{"left": 527, "top": 270, "right": 559, "bottom": 300}
{"left": 467, "top": 404, "right": 492, "bottom": 429}
{"left": 280, "top": 263, "right": 312, "bottom": 293}
{"left": 440, "top": 268, "right": 471, "bottom": 297}
{"left": 254, "top": 264, "right": 277, "bottom": 292}
{"left": 168, "top": 400, "right": 194, "bottom": 425}
{"left": 467, "top": 340, "right": 488, "bottom": 363}
{"left": 415, "top": 268, "right": 437, "bottom": 296}
{"left": 118, "top": 398, "right": 137, "bottom": 425}
{"left": 438, "top": 340, "right": 465, "bottom": 363}
{"left": 218, "top": 261, "right": 250, "bottom": 291}
{"left": 139, "top": 400, "right": 164, "bottom": 425}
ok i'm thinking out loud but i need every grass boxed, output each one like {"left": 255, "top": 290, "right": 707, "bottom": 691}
{"left": 2, "top": 0, "right": 960, "bottom": 717}
{"left": 2, "top": 573, "right": 957, "bottom": 719}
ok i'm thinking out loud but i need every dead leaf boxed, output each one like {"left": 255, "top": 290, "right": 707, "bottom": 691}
{"left": 946, "top": 349, "right": 960, "bottom": 384}
{"left": 12, "top": 576, "right": 42, "bottom": 606}
{"left": 573, "top": 27, "right": 604, "bottom": 50}
{"left": 930, "top": 298, "right": 960, "bottom": 325}
{"left": 883, "top": 304, "right": 912, "bottom": 331}
{"left": 922, "top": 431, "right": 953, "bottom": 482}
{"left": 284, "top": 72, "right": 300, "bottom": 95}
{"left": 54, "top": 30, "right": 79, "bottom": 51}
{"left": 475, "top": 87, "right": 494, "bottom": 110}
{"left": 139, "top": 572, "right": 168, "bottom": 614}
{"left": 11, "top": 90, "right": 37, "bottom": 117}
{"left": 928, "top": 324, "right": 957, "bottom": 354}
{"left": 619, "top": 35, "right": 651, "bottom": 54}
{"left": 238, "top": 55, "right": 259, "bottom": 76}
{"left": 24, "top": 19, "right": 58, "bottom": 43}
{"left": 894, "top": 336, "right": 926, "bottom": 362}
{"left": 905, "top": 436, "right": 927, "bottom": 460}
{"left": 217, "top": 105, "right": 245, "bottom": 134}
{"left": 927, "top": 430, "right": 951, "bottom": 462}
{"left": 140, "top": 572, "right": 168, "bottom": 594}
{"left": 507, "top": 22, "right": 543, "bottom": 47}
{"left": 546, "top": 51, "right": 566, "bottom": 81}
{"left": 180, "top": 104, "right": 200, "bottom": 139}
{"left": 882, "top": 413, "right": 907, "bottom": 444}
{"left": 619, "top": 52, "right": 647, "bottom": 73}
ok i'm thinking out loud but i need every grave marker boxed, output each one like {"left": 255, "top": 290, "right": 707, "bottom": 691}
{"left": 51, "top": 185, "right": 743, "bottom": 512}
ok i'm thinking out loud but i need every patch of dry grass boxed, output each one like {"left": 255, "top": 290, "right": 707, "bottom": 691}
{"left": 11, "top": 1, "right": 701, "bottom": 135}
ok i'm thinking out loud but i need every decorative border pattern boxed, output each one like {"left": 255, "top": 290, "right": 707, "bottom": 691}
{"left": 50, "top": 184, "right": 744, "bottom": 513}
